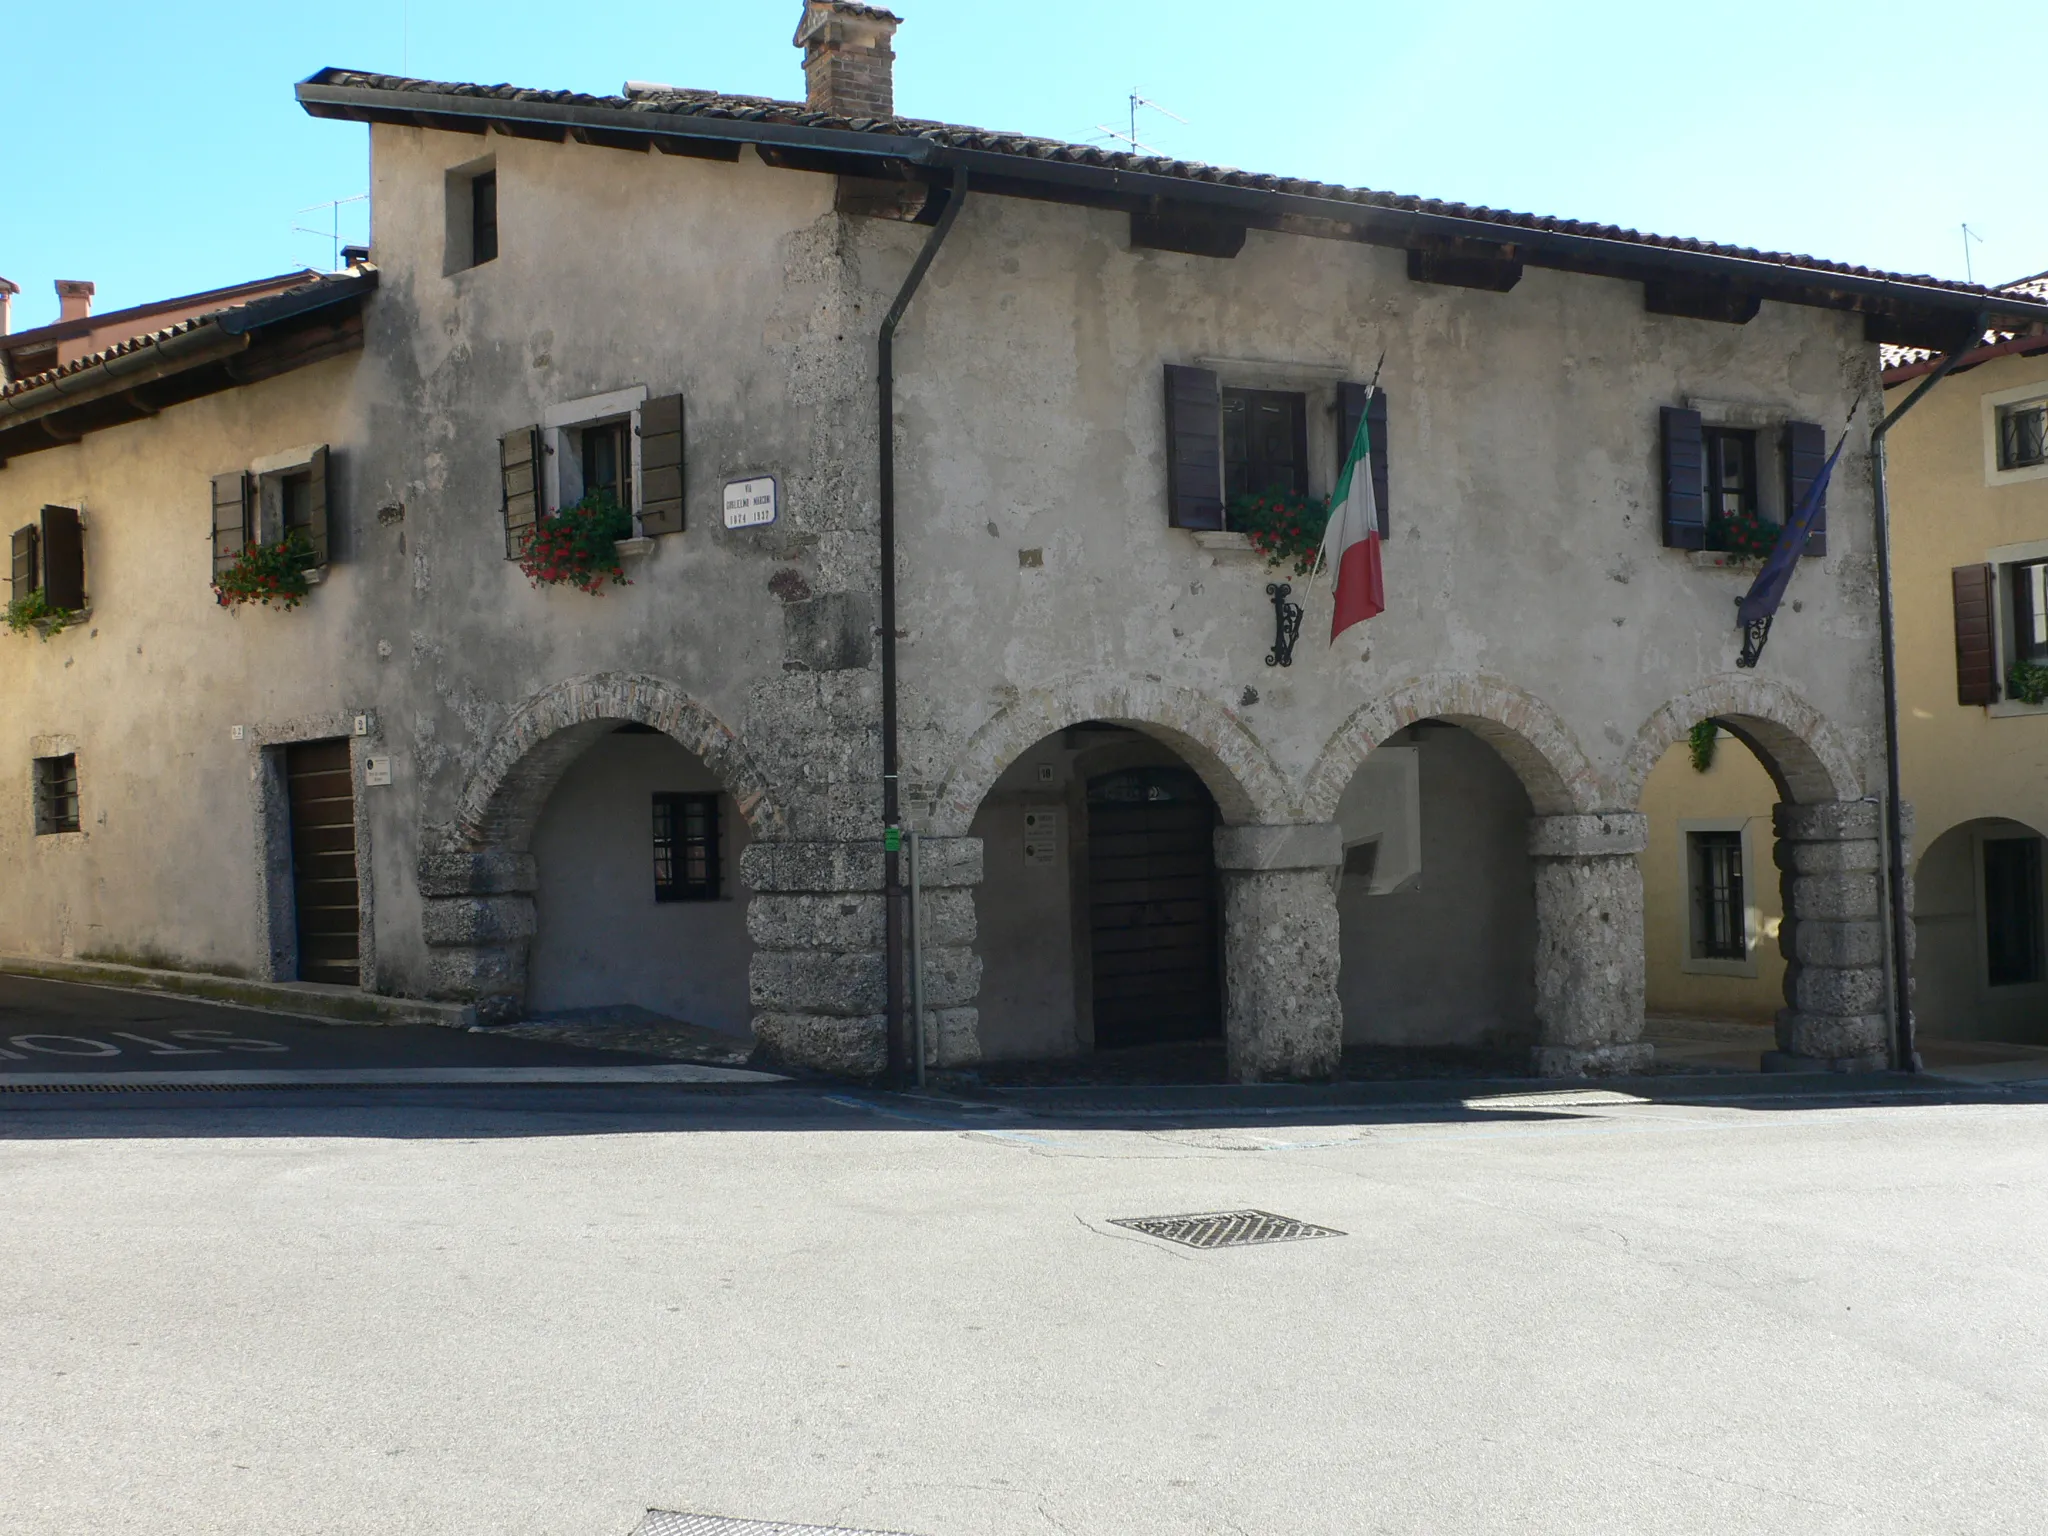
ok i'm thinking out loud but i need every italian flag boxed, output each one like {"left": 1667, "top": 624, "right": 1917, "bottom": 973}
{"left": 1318, "top": 391, "right": 1385, "bottom": 640}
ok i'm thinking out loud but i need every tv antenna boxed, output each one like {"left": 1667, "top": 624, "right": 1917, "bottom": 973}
{"left": 293, "top": 194, "right": 370, "bottom": 270}
{"left": 1961, "top": 222, "right": 1985, "bottom": 284}
{"left": 1092, "top": 90, "right": 1186, "bottom": 156}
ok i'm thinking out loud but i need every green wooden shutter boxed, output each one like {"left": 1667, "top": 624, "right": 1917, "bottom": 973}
{"left": 501, "top": 425, "right": 540, "bottom": 559}
{"left": 1953, "top": 563, "right": 1998, "bottom": 706}
{"left": 1661, "top": 406, "right": 1706, "bottom": 549}
{"left": 639, "top": 394, "right": 685, "bottom": 536}
{"left": 9, "top": 524, "right": 38, "bottom": 604}
{"left": 1163, "top": 364, "right": 1222, "bottom": 530}
{"left": 39, "top": 505, "right": 84, "bottom": 611}
{"left": 1783, "top": 419, "right": 1827, "bottom": 557}
{"left": 211, "top": 471, "right": 251, "bottom": 576}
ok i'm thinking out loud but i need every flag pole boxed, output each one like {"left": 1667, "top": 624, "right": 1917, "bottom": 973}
{"left": 1311, "top": 350, "right": 1385, "bottom": 588}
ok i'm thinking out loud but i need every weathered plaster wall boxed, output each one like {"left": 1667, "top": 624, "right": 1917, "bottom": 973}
{"left": 1336, "top": 725, "right": 1537, "bottom": 1048}
{"left": 527, "top": 729, "right": 753, "bottom": 1031}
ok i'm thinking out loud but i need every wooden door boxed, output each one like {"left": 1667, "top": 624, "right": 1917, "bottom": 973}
{"left": 285, "top": 739, "right": 360, "bottom": 986}
{"left": 1087, "top": 766, "right": 1220, "bottom": 1048}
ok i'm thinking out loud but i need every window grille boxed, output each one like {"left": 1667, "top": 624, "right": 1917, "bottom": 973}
{"left": 1997, "top": 399, "right": 2047, "bottom": 471}
{"left": 653, "top": 792, "right": 721, "bottom": 902}
{"left": 1689, "top": 829, "right": 1746, "bottom": 961}
{"left": 33, "top": 753, "right": 79, "bottom": 835}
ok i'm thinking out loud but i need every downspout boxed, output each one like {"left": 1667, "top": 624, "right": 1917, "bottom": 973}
{"left": 1869, "top": 322, "right": 1980, "bottom": 1072}
{"left": 877, "top": 164, "right": 968, "bottom": 1086}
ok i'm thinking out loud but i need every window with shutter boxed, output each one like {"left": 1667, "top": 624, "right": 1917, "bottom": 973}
{"left": 501, "top": 425, "right": 541, "bottom": 559}
{"left": 1660, "top": 406, "right": 1706, "bottom": 549}
{"left": 1337, "top": 382, "right": 1392, "bottom": 538}
{"left": 1163, "top": 364, "right": 1223, "bottom": 531}
{"left": 38, "top": 505, "right": 84, "bottom": 611}
{"left": 297, "top": 446, "right": 331, "bottom": 566}
{"left": 1783, "top": 419, "right": 1827, "bottom": 557}
{"left": 638, "top": 394, "right": 685, "bottom": 536}
{"left": 211, "top": 471, "right": 251, "bottom": 577}
{"left": 10, "top": 524, "right": 39, "bottom": 604}
{"left": 1952, "top": 563, "right": 1999, "bottom": 706}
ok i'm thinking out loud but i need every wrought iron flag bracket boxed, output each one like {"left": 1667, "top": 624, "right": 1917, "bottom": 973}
{"left": 1736, "top": 611, "right": 1772, "bottom": 669}
{"left": 1266, "top": 581, "right": 1303, "bottom": 667}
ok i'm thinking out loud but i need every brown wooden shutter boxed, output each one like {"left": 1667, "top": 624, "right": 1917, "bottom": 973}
{"left": 1163, "top": 364, "right": 1223, "bottom": 530}
{"left": 211, "top": 472, "right": 250, "bottom": 577}
{"left": 501, "top": 425, "right": 541, "bottom": 559}
{"left": 639, "top": 394, "right": 685, "bottom": 536}
{"left": 1953, "top": 562, "right": 1999, "bottom": 706}
{"left": 1783, "top": 419, "right": 1827, "bottom": 557}
{"left": 304, "top": 445, "right": 331, "bottom": 566}
{"left": 39, "top": 505, "right": 84, "bottom": 611}
{"left": 1661, "top": 406, "right": 1706, "bottom": 549}
{"left": 9, "top": 524, "right": 38, "bottom": 604}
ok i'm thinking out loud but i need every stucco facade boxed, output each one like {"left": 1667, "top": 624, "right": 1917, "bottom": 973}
{"left": 10, "top": 26, "right": 2032, "bottom": 1080}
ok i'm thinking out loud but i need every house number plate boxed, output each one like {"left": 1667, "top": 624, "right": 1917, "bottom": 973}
{"left": 722, "top": 475, "right": 778, "bottom": 529}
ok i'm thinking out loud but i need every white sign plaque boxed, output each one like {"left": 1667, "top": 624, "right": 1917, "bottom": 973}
{"left": 722, "top": 475, "right": 778, "bottom": 529}
{"left": 363, "top": 755, "right": 393, "bottom": 787}
{"left": 1022, "top": 806, "right": 1061, "bottom": 867}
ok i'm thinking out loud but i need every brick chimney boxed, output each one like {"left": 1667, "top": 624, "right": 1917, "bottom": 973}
{"left": 55, "top": 279, "right": 95, "bottom": 324}
{"left": 793, "top": 1, "right": 900, "bottom": 119}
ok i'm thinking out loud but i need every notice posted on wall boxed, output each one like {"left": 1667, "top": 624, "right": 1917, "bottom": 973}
{"left": 722, "top": 475, "right": 778, "bottom": 529}
{"left": 1022, "top": 806, "right": 1060, "bottom": 867}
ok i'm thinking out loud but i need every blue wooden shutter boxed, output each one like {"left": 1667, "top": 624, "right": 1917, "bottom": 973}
{"left": 1661, "top": 406, "right": 1706, "bottom": 549}
{"left": 1783, "top": 419, "right": 1827, "bottom": 557}
{"left": 1163, "top": 364, "right": 1222, "bottom": 530}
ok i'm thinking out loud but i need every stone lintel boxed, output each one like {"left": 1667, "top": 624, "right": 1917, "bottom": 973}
{"left": 1213, "top": 822, "right": 1343, "bottom": 871}
{"left": 1528, "top": 812, "right": 1648, "bottom": 859}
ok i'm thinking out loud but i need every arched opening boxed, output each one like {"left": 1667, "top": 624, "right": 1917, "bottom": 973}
{"left": 1635, "top": 722, "right": 1787, "bottom": 1067}
{"left": 524, "top": 721, "right": 754, "bottom": 1035}
{"left": 1333, "top": 719, "right": 1539, "bottom": 1067}
{"left": 969, "top": 722, "right": 1226, "bottom": 1073}
{"left": 1914, "top": 818, "right": 2048, "bottom": 1050}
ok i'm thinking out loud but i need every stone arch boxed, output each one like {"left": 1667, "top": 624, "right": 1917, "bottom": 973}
{"left": 928, "top": 675, "right": 1294, "bottom": 836}
{"left": 1299, "top": 671, "right": 1602, "bottom": 821}
{"left": 455, "top": 671, "right": 785, "bottom": 851}
{"left": 1617, "top": 674, "right": 1863, "bottom": 809}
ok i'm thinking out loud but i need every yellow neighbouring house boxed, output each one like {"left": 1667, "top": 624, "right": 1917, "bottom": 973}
{"left": 1641, "top": 272, "right": 2048, "bottom": 1051}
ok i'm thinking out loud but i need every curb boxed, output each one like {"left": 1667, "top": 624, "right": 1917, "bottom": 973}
{"left": 0, "top": 955, "right": 478, "bottom": 1031}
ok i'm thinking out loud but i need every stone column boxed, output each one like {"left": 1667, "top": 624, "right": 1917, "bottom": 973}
{"left": 743, "top": 836, "right": 984, "bottom": 1078}
{"left": 1214, "top": 823, "right": 1343, "bottom": 1084}
{"left": 1528, "top": 813, "right": 1654, "bottom": 1076}
{"left": 416, "top": 832, "right": 536, "bottom": 1025}
{"left": 1770, "top": 800, "right": 1891, "bottom": 1072}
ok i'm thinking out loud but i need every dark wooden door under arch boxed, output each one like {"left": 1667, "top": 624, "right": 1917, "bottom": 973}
{"left": 1086, "top": 766, "right": 1221, "bottom": 1049}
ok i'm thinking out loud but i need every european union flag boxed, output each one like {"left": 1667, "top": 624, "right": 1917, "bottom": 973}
{"left": 1736, "top": 430, "right": 1849, "bottom": 668}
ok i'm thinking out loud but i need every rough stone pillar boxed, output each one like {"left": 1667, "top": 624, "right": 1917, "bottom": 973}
{"left": 416, "top": 832, "right": 536, "bottom": 1024}
{"left": 1214, "top": 823, "right": 1343, "bottom": 1084}
{"left": 1770, "top": 800, "right": 1891, "bottom": 1072}
{"left": 743, "top": 836, "right": 984, "bottom": 1078}
{"left": 1529, "top": 813, "right": 1654, "bottom": 1077}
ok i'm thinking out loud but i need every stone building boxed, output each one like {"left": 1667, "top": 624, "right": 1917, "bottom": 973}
{"left": 5, "top": 3, "right": 2045, "bottom": 1079}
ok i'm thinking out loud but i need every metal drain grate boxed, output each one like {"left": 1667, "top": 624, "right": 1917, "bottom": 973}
{"left": 632, "top": 1515, "right": 921, "bottom": 1536}
{"left": 1108, "top": 1209, "right": 1345, "bottom": 1249}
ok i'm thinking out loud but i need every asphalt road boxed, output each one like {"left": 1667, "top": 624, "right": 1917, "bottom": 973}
{"left": 3, "top": 1066, "right": 2045, "bottom": 1536}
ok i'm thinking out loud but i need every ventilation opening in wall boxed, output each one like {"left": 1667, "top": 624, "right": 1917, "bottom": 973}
{"left": 444, "top": 157, "right": 498, "bottom": 275}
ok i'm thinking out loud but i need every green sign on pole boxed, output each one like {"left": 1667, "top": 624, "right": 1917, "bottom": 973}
{"left": 883, "top": 826, "right": 902, "bottom": 853}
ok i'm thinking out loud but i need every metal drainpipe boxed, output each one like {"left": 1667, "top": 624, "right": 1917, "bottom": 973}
{"left": 1869, "top": 324, "right": 1980, "bottom": 1072}
{"left": 877, "top": 164, "right": 968, "bottom": 1087}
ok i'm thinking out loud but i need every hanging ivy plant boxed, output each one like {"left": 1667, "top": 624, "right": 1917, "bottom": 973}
{"left": 4, "top": 588, "right": 82, "bottom": 640}
{"left": 517, "top": 490, "right": 633, "bottom": 594}
{"left": 1687, "top": 720, "right": 1719, "bottom": 773}
{"left": 1227, "top": 488, "right": 1331, "bottom": 577}
{"left": 213, "top": 533, "right": 319, "bottom": 610}
{"left": 2008, "top": 660, "right": 2048, "bottom": 707}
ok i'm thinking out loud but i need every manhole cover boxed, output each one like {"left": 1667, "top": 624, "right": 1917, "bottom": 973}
{"left": 632, "top": 1514, "right": 921, "bottom": 1536}
{"left": 1107, "top": 1209, "right": 1345, "bottom": 1249}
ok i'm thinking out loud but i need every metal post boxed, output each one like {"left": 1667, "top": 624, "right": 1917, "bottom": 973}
{"left": 908, "top": 829, "right": 927, "bottom": 1088}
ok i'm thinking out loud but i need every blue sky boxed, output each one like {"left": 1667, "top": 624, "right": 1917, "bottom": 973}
{"left": 4, "top": 0, "right": 2041, "bottom": 329}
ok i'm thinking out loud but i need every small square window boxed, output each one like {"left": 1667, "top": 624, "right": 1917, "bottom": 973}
{"left": 1997, "top": 399, "right": 2047, "bottom": 471}
{"left": 34, "top": 754, "right": 79, "bottom": 835}
{"left": 653, "top": 792, "right": 721, "bottom": 902}
{"left": 2012, "top": 559, "right": 2048, "bottom": 665}
{"left": 1688, "top": 828, "right": 1747, "bottom": 961}
{"left": 445, "top": 159, "right": 498, "bottom": 274}
{"left": 471, "top": 169, "right": 498, "bottom": 266}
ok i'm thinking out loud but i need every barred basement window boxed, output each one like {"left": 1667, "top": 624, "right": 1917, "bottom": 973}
{"left": 652, "top": 792, "right": 720, "bottom": 902}
{"left": 1688, "top": 828, "right": 1746, "bottom": 961}
{"left": 1997, "top": 398, "right": 2047, "bottom": 471}
{"left": 34, "top": 753, "right": 79, "bottom": 835}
